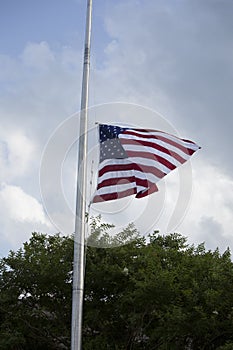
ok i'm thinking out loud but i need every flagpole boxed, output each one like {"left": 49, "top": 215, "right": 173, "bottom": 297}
{"left": 71, "top": 1, "right": 92, "bottom": 349}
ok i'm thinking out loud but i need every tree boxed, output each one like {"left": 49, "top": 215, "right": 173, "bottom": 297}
{"left": 1, "top": 218, "right": 233, "bottom": 349}
{"left": 84, "top": 231, "right": 233, "bottom": 349}
{"left": 0, "top": 233, "right": 73, "bottom": 349}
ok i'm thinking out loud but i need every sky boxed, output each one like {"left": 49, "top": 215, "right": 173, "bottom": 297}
{"left": 1, "top": 0, "right": 233, "bottom": 256}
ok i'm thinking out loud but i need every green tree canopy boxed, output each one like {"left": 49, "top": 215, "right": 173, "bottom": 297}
{"left": 0, "top": 218, "right": 233, "bottom": 349}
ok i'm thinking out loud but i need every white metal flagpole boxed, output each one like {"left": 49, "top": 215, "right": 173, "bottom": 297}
{"left": 71, "top": 1, "right": 92, "bottom": 349}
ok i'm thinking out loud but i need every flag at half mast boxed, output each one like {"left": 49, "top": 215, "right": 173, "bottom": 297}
{"left": 92, "top": 124, "right": 200, "bottom": 203}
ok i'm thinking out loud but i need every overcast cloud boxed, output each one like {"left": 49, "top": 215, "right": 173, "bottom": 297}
{"left": 0, "top": 0, "right": 233, "bottom": 256}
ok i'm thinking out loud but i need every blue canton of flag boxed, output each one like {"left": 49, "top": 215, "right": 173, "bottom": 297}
{"left": 99, "top": 124, "right": 126, "bottom": 142}
{"left": 99, "top": 125, "right": 128, "bottom": 162}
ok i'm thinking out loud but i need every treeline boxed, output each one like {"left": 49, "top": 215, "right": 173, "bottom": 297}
{"left": 0, "top": 217, "right": 233, "bottom": 349}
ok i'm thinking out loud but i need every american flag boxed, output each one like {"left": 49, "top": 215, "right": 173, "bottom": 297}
{"left": 92, "top": 124, "right": 200, "bottom": 203}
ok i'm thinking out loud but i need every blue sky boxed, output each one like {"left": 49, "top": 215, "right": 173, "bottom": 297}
{"left": 1, "top": 0, "right": 233, "bottom": 256}
{"left": 1, "top": 1, "right": 84, "bottom": 53}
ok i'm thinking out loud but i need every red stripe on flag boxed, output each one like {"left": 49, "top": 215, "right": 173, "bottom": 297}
{"left": 97, "top": 176, "right": 159, "bottom": 191}
{"left": 97, "top": 176, "right": 136, "bottom": 189}
{"left": 92, "top": 187, "right": 137, "bottom": 203}
{"left": 129, "top": 128, "right": 197, "bottom": 145}
{"left": 136, "top": 183, "right": 159, "bottom": 198}
{"left": 98, "top": 162, "right": 165, "bottom": 179}
{"left": 123, "top": 130, "right": 196, "bottom": 155}
{"left": 120, "top": 137, "right": 187, "bottom": 163}
{"left": 125, "top": 150, "right": 177, "bottom": 171}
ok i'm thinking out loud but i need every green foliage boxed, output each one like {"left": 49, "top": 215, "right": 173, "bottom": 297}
{"left": 1, "top": 220, "right": 233, "bottom": 349}
{"left": 217, "top": 343, "right": 233, "bottom": 350}
{"left": 87, "top": 214, "right": 139, "bottom": 247}
{"left": 83, "top": 229, "right": 233, "bottom": 349}
{"left": 0, "top": 232, "right": 73, "bottom": 349}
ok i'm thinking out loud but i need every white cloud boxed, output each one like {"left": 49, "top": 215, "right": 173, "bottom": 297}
{"left": 179, "top": 158, "right": 233, "bottom": 252}
{"left": 0, "top": 41, "right": 83, "bottom": 255}
{"left": 0, "top": 41, "right": 83, "bottom": 138}
{"left": 0, "top": 0, "right": 233, "bottom": 256}
{"left": 0, "top": 184, "right": 52, "bottom": 253}
{"left": 21, "top": 41, "right": 55, "bottom": 70}
{"left": 0, "top": 184, "right": 49, "bottom": 224}
{"left": 0, "top": 128, "right": 37, "bottom": 182}
{"left": 94, "top": 0, "right": 233, "bottom": 174}
{"left": 0, "top": 54, "right": 20, "bottom": 82}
